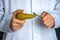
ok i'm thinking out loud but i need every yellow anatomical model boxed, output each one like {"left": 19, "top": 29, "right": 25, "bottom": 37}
{"left": 15, "top": 12, "right": 37, "bottom": 20}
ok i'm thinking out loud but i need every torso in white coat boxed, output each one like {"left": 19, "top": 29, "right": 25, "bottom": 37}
{"left": 5, "top": 0, "right": 57, "bottom": 40}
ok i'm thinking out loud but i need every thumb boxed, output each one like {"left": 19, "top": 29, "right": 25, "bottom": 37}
{"left": 13, "top": 10, "right": 24, "bottom": 18}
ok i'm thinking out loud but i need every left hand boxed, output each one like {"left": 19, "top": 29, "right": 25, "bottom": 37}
{"left": 40, "top": 12, "right": 55, "bottom": 28}
{"left": 10, "top": 10, "right": 26, "bottom": 31}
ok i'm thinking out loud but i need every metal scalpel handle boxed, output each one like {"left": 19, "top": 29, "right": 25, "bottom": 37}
{"left": 33, "top": 12, "right": 40, "bottom": 17}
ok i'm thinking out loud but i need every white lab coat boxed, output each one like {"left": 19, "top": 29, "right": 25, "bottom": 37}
{"left": 0, "top": 0, "right": 60, "bottom": 40}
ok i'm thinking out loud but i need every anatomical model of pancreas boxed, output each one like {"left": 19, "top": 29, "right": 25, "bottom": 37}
{"left": 15, "top": 12, "right": 37, "bottom": 20}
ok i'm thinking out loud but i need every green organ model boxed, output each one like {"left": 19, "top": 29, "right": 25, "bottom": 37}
{"left": 15, "top": 12, "right": 37, "bottom": 20}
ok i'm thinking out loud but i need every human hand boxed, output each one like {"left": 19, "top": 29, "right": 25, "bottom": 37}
{"left": 10, "top": 9, "right": 26, "bottom": 31}
{"left": 40, "top": 12, "right": 55, "bottom": 28}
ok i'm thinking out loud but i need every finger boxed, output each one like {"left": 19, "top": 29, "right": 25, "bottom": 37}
{"left": 42, "top": 14, "right": 50, "bottom": 21}
{"left": 12, "top": 23, "right": 23, "bottom": 29}
{"left": 41, "top": 12, "right": 47, "bottom": 18}
{"left": 16, "top": 9, "right": 24, "bottom": 12}
{"left": 20, "top": 19, "right": 26, "bottom": 23}
{"left": 13, "top": 10, "right": 24, "bottom": 18}
{"left": 43, "top": 15, "right": 54, "bottom": 25}
{"left": 44, "top": 20, "right": 54, "bottom": 27}
{"left": 13, "top": 9, "right": 24, "bottom": 14}
{"left": 13, "top": 23, "right": 24, "bottom": 27}
{"left": 48, "top": 20, "right": 54, "bottom": 28}
{"left": 48, "top": 23, "right": 54, "bottom": 28}
{"left": 13, "top": 18, "right": 21, "bottom": 24}
{"left": 44, "top": 18, "right": 51, "bottom": 26}
{"left": 12, "top": 23, "right": 20, "bottom": 27}
{"left": 12, "top": 26, "right": 22, "bottom": 31}
{"left": 13, "top": 18, "right": 25, "bottom": 24}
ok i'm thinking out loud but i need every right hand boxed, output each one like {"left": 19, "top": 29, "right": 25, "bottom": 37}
{"left": 10, "top": 10, "right": 26, "bottom": 31}
{"left": 40, "top": 12, "right": 54, "bottom": 28}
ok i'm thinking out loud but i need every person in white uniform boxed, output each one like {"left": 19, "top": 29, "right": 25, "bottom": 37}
{"left": 0, "top": 0, "right": 60, "bottom": 40}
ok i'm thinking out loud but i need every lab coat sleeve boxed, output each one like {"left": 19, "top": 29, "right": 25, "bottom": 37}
{"left": 46, "top": 10, "right": 60, "bottom": 28}
{"left": 45, "top": 1, "right": 60, "bottom": 28}
{"left": 0, "top": 0, "right": 13, "bottom": 32}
